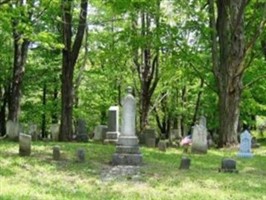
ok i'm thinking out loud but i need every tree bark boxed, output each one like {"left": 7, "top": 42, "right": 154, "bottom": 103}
{"left": 133, "top": 2, "right": 160, "bottom": 132}
{"left": 0, "top": 85, "right": 8, "bottom": 136}
{"left": 41, "top": 83, "right": 47, "bottom": 138}
{"left": 59, "top": 0, "right": 88, "bottom": 141}
{"left": 8, "top": 16, "right": 30, "bottom": 122}
{"left": 213, "top": 0, "right": 247, "bottom": 146}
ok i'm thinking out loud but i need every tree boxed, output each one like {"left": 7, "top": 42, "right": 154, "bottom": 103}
{"left": 210, "top": 0, "right": 266, "bottom": 146}
{"left": 59, "top": 0, "right": 88, "bottom": 141}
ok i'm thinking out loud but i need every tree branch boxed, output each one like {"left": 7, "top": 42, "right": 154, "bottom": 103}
{"left": 72, "top": 0, "right": 88, "bottom": 66}
{"left": 243, "top": 74, "right": 266, "bottom": 89}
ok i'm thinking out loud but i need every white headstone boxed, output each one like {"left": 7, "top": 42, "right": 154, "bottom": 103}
{"left": 112, "top": 86, "right": 142, "bottom": 165}
{"left": 191, "top": 124, "right": 208, "bottom": 154}
{"left": 50, "top": 124, "right": 59, "bottom": 141}
{"left": 237, "top": 130, "right": 253, "bottom": 157}
{"left": 94, "top": 125, "right": 108, "bottom": 140}
{"left": 6, "top": 120, "right": 19, "bottom": 140}
{"left": 29, "top": 124, "right": 38, "bottom": 141}
{"left": 121, "top": 94, "right": 135, "bottom": 136}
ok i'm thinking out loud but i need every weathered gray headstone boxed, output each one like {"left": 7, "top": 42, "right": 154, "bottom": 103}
{"left": 179, "top": 157, "right": 191, "bottom": 170}
{"left": 158, "top": 140, "right": 167, "bottom": 152}
{"left": 76, "top": 119, "right": 89, "bottom": 142}
{"left": 50, "top": 124, "right": 59, "bottom": 141}
{"left": 53, "top": 146, "right": 60, "bottom": 160}
{"left": 146, "top": 138, "right": 156, "bottom": 148}
{"left": 93, "top": 125, "right": 108, "bottom": 141}
{"left": 112, "top": 87, "right": 142, "bottom": 165}
{"left": 19, "top": 133, "right": 31, "bottom": 156}
{"left": 144, "top": 128, "right": 157, "bottom": 147}
{"left": 6, "top": 120, "right": 20, "bottom": 141}
{"left": 76, "top": 148, "right": 85, "bottom": 162}
{"left": 191, "top": 125, "right": 208, "bottom": 154}
{"left": 104, "top": 106, "right": 120, "bottom": 144}
{"left": 29, "top": 124, "right": 38, "bottom": 141}
{"left": 237, "top": 130, "right": 253, "bottom": 157}
{"left": 219, "top": 158, "right": 238, "bottom": 173}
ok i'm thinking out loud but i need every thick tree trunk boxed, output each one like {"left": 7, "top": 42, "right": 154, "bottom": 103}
{"left": 59, "top": 0, "right": 88, "bottom": 141}
{"left": 215, "top": 0, "right": 246, "bottom": 146}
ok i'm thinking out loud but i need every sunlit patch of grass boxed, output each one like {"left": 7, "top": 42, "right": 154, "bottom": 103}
{"left": 1, "top": 140, "right": 266, "bottom": 199}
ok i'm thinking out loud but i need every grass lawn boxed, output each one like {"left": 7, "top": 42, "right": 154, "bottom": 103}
{"left": 1, "top": 139, "right": 266, "bottom": 200}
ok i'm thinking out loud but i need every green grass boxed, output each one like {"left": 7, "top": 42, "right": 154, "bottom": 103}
{"left": 1, "top": 140, "right": 266, "bottom": 200}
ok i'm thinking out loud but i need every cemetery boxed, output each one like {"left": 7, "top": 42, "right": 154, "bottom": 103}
{"left": 1, "top": 87, "right": 266, "bottom": 200}
{"left": 1, "top": 1, "right": 266, "bottom": 199}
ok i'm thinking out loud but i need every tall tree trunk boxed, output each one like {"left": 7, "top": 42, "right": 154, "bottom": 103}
{"left": 8, "top": 19, "right": 29, "bottom": 122}
{"left": 133, "top": 1, "right": 160, "bottom": 132}
{"left": 51, "top": 85, "right": 58, "bottom": 124}
{"left": 211, "top": 0, "right": 247, "bottom": 146}
{"left": 59, "top": 0, "right": 88, "bottom": 141}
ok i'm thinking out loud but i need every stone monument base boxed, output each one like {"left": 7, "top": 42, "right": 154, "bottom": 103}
{"left": 104, "top": 131, "right": 119, "bottom": 144}
{"left": 112, "top": 135, "right": 142, "bottom": 165}
{"left": 237, "top": 152, "right": 253, "bottom": 158}
{"left": 112, "top": 153, "right": 142, "bottom": 165}
{"left": 191, "top": 145, "right": 207, "bottom": 154}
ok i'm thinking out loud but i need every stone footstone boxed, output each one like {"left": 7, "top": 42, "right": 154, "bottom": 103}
{"left": 19, "top": 133, "right": 31, "bottom": 156}
{"left": 76, "top": 148, "right": 86, "bottom": 162}
{"left": 53, "top": 146, "right": 61, "bottom": 160}
{"left": 179, "top": 157, "right": 191, "bottom": 170}
{"left": 219, "top": 158, "right": 238, "bottom": 173}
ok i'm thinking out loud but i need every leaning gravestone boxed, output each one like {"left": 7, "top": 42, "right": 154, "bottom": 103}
{"left": 104, "top": 106, "right": 120, "bottom": 144}
{"left": 50, "top": 124, "right": 59, "bottom": 141}
{"left": 29, "top": 124, "right": 38, "bottom": 141}
{"left": 112, "top": 87, "right": 142, "bottom": 165}
{"left": 191, "top": 124, "right": 208, "bottom": 154}
{"left": 19, "top": 133, "right": 31, "bottom": 156}
{"left": 237, "top": 130, "right": 253, "bottom": 158}
{"left": 76, "top": 119, "right": 89, "bottom": 142}
{"left": 6, "top": 120, "right": 20, "bottom": 141}
{"left": 93, "top": 125, "right": 108, "bottom": 141}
